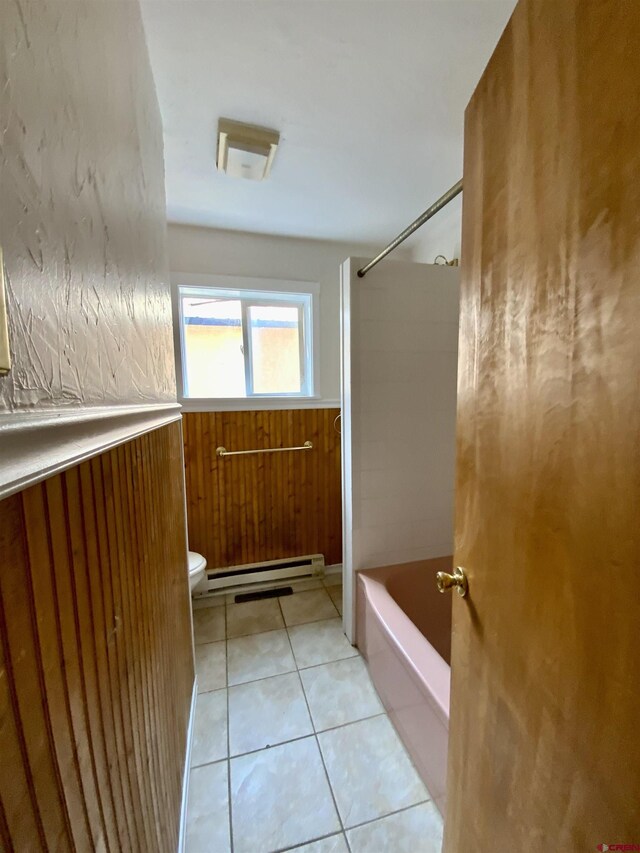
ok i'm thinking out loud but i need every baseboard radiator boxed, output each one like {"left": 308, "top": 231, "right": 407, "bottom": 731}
{"left": 193, "top": 553, "right": 325, "bottom": 598}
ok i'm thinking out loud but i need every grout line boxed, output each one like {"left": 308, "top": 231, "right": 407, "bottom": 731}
{"left": 307, "top": 690, "right": 349, "bottom": 844}
{"left": 192, "top": 684, "right": 227, "bottom": 697}
{"left": 190, "top": 710, "right": 388, "bottom": 767}
{"left": 188, "top": 689, "right": 229, "bottom": 770}
{"left": 193, "top": 640, "right": 226, "bottom": 648}
{"left": 282, "top": 607, "right": 341, "bottom": 630}
{"left": 279, "top": 592, "right": 347, "bottom": 841}
{"left": 225, "top": 592, "right": 341, "bottom": 637}
{"left": 225, "top": 624, "right": 287, "bottom": 641}
{"left": 193, "top": 634, "right": 227, "bottom": 645}
{"left": 296, "top": 653, "right": 360, "bottom": 675}
{"left": 285, "top": 616, "right": 357, "bottom": 671}
{"left": 224, "top": 606, "right": 234, "bottom": 853}
{"left": 197, "top": 639, "right": 356, "bottom": 693}
{"left": 189, "top": 755, "right": 229, "bottom": 775}
{"left": 224, "top": 612, "right": 345, "bottom": 642}
{"left": 186, "top": 767, "right": 436, "bottom": 845}
{"left": 195, "top": 686, "right": 230, "bottom": 697}
{"left": 304, "top": 701, "right": 403, "bottom": 853}
{"left": 194, "top": 620, "right": 360, "bottom": 695}
{"left": 279, "top": 600, "right": 348, "bottom": 844}
{"left": 287, "top": 644, "right": 358, "bottom": 672}
{"left": 312, "top": 712, "right": 386, "bottom": 739}
{"left": 226, "top": 625, "right": 287, "bottom": 643}
{"left": 286, "top": 614, "right": 343, "bottom": 631}
{"left": 343, "top": 797, "right": 433, "bottom": 833}
{"left": 228, "top": 732, "right": 317, "bottom": 763}
{"left": 213, "top": 650, "right": 359, "bottom": 693}
{"left": 227, "top": 666, "right": 298, "bottom": 691}
{"left": 275, "top": 829, "right": 347, "bottom": 853}
{"left": 186, "top": 772, "right": 435, "bottom": 851}
{"left": 194, "top": 584, "right": 435, "bottom": 853}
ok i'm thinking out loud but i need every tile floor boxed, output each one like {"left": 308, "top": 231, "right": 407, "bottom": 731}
{"left": 186, "top": 574, "right": 443, "bottom": 853}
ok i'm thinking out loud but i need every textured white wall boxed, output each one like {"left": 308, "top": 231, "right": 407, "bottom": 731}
{"left": 0, "top": 0, "right": 175, "bottom": 413}
{"left": 342, "top": 258, "right": 459, "bottom": 614}
{"left": 167, "top": 223, "right": 405, "bottom": 406}
{"left": 408, "top": 195, "right": 463, "bottom": 266}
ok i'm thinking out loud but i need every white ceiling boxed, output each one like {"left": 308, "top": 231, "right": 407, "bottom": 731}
{"left": 141, "top": 0, "right": 515, "bottom": 244}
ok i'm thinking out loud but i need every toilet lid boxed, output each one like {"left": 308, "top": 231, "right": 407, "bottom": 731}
{"left": 188, "top": 551, "right": 206, "bottom": 574}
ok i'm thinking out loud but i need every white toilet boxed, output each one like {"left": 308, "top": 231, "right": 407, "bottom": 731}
{"left": 188, "top": 551, "right": 207, "bottom": 593}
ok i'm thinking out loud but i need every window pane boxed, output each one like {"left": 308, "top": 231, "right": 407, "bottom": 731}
{"left": 249, "top": 305, "right": 302, "bottom": 394}
{"left": 182, "top": 297, "right": 246, "bottom": 397}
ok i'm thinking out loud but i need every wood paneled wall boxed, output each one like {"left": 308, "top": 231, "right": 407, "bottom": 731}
{"left": 183, "top": 409, "right": 342, "bottom": 568}
{"left": 0, "top": 421, "right": 194, "bottom": 852}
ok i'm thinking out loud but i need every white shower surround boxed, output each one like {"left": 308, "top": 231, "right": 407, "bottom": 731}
{"left": 341, "top": 258, "right": 460, "bottom": 641}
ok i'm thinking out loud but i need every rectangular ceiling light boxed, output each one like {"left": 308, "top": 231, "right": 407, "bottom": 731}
{"left": 217, "top": 118, "right": 280, "bottom": 181}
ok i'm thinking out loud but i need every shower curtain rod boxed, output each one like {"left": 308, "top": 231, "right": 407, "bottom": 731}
{"left": 357, "top": 179, "right": 463, "bottom": 278}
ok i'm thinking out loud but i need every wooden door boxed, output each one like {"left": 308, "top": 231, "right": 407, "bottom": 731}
{"left": 445, "top": 1, "right": 640, "bottom": 849}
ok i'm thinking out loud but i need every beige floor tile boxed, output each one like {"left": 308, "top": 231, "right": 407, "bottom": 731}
{"left": 290, "top": 833, "right": 349, "bottom": 852}
{"left": 227, "top": 629, "right": 295, "bottom": 686}
{"left": 346, "top": 802, "right": 443, "bottom": 853}
{"left": 326, "top": 584, "right": 343, "bottom": 615}
{"left": 193, "top": 607, "right": 225, "bottom": 645}
{"left": 185, "top": 761, "right": 230, "bottom": 853}
{"left": 323, "top": 572, "right": 343, "bottom": 587}
{"left": 195, "top": 641, "right": 226, "bottom": 693}
{"left": 286, "top": 577, "right": 324, "bottom": 593}
{"left": 226, "top": 598, "right": 284, "bottom": 639}
{"left": 228, "top": 671, "right": 312, "bottom": 755}
{"left": 300, "top": 657, "right": 383, "bottom": 731}
{"left": 230, "top": 737, "right": 341, "bottom": 853}
{"left": 192, "top": 594, "right": 225, "bottom": 609}
{"left": 318, "top": 715, "right": 427, "bottom": 828}
{"left": 191, "top": 689, "right": 227, "bottom": 767}
{"left": 288, "top": 618, "right": 358, "bottom": 669}
{"left": 280, "top": 588, "right": 340, "bottom": 627}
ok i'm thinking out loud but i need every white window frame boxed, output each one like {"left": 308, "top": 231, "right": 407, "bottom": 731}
{"left": 172, "top": 273, "right": 321, "bottom": 410}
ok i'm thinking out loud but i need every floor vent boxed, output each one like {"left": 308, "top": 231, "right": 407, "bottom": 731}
{"left": 234, "top": 586, "right": 293, "bottom": 604}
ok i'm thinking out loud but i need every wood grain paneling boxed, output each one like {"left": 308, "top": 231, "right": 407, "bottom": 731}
{"left": 183, "top": 409, "right": 342, "bottom": 568}
{"left": 445, "top": 0, "right": 640, "bottom": 848}
{"left": 0, "top": 421, "right": 194, "bottom": 852}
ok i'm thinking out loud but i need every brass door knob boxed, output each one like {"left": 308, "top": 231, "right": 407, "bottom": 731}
{"left": 436, "top": 566, "right": 468, "bottom": 598}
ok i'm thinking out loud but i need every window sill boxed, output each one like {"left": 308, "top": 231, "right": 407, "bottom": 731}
{"left": 179, "top": 396, "right": 340, "bottom": 413}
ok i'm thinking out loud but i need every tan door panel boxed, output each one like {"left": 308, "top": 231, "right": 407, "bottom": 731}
{"left": 445, "top": 0, "right": 640, "bottom": 848}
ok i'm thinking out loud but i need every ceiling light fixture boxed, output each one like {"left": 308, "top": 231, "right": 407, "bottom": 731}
{"left": 216, "top": 118, "right": 280, "bottom": 181}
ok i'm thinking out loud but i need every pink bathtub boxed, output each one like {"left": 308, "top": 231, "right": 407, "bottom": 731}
{"left": 356, "top": 556, "right": 452, "bottom": 816}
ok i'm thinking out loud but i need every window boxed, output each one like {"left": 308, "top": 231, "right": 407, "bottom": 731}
{"left": 178, "top": 284, "right": 315, "bottom": 399}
